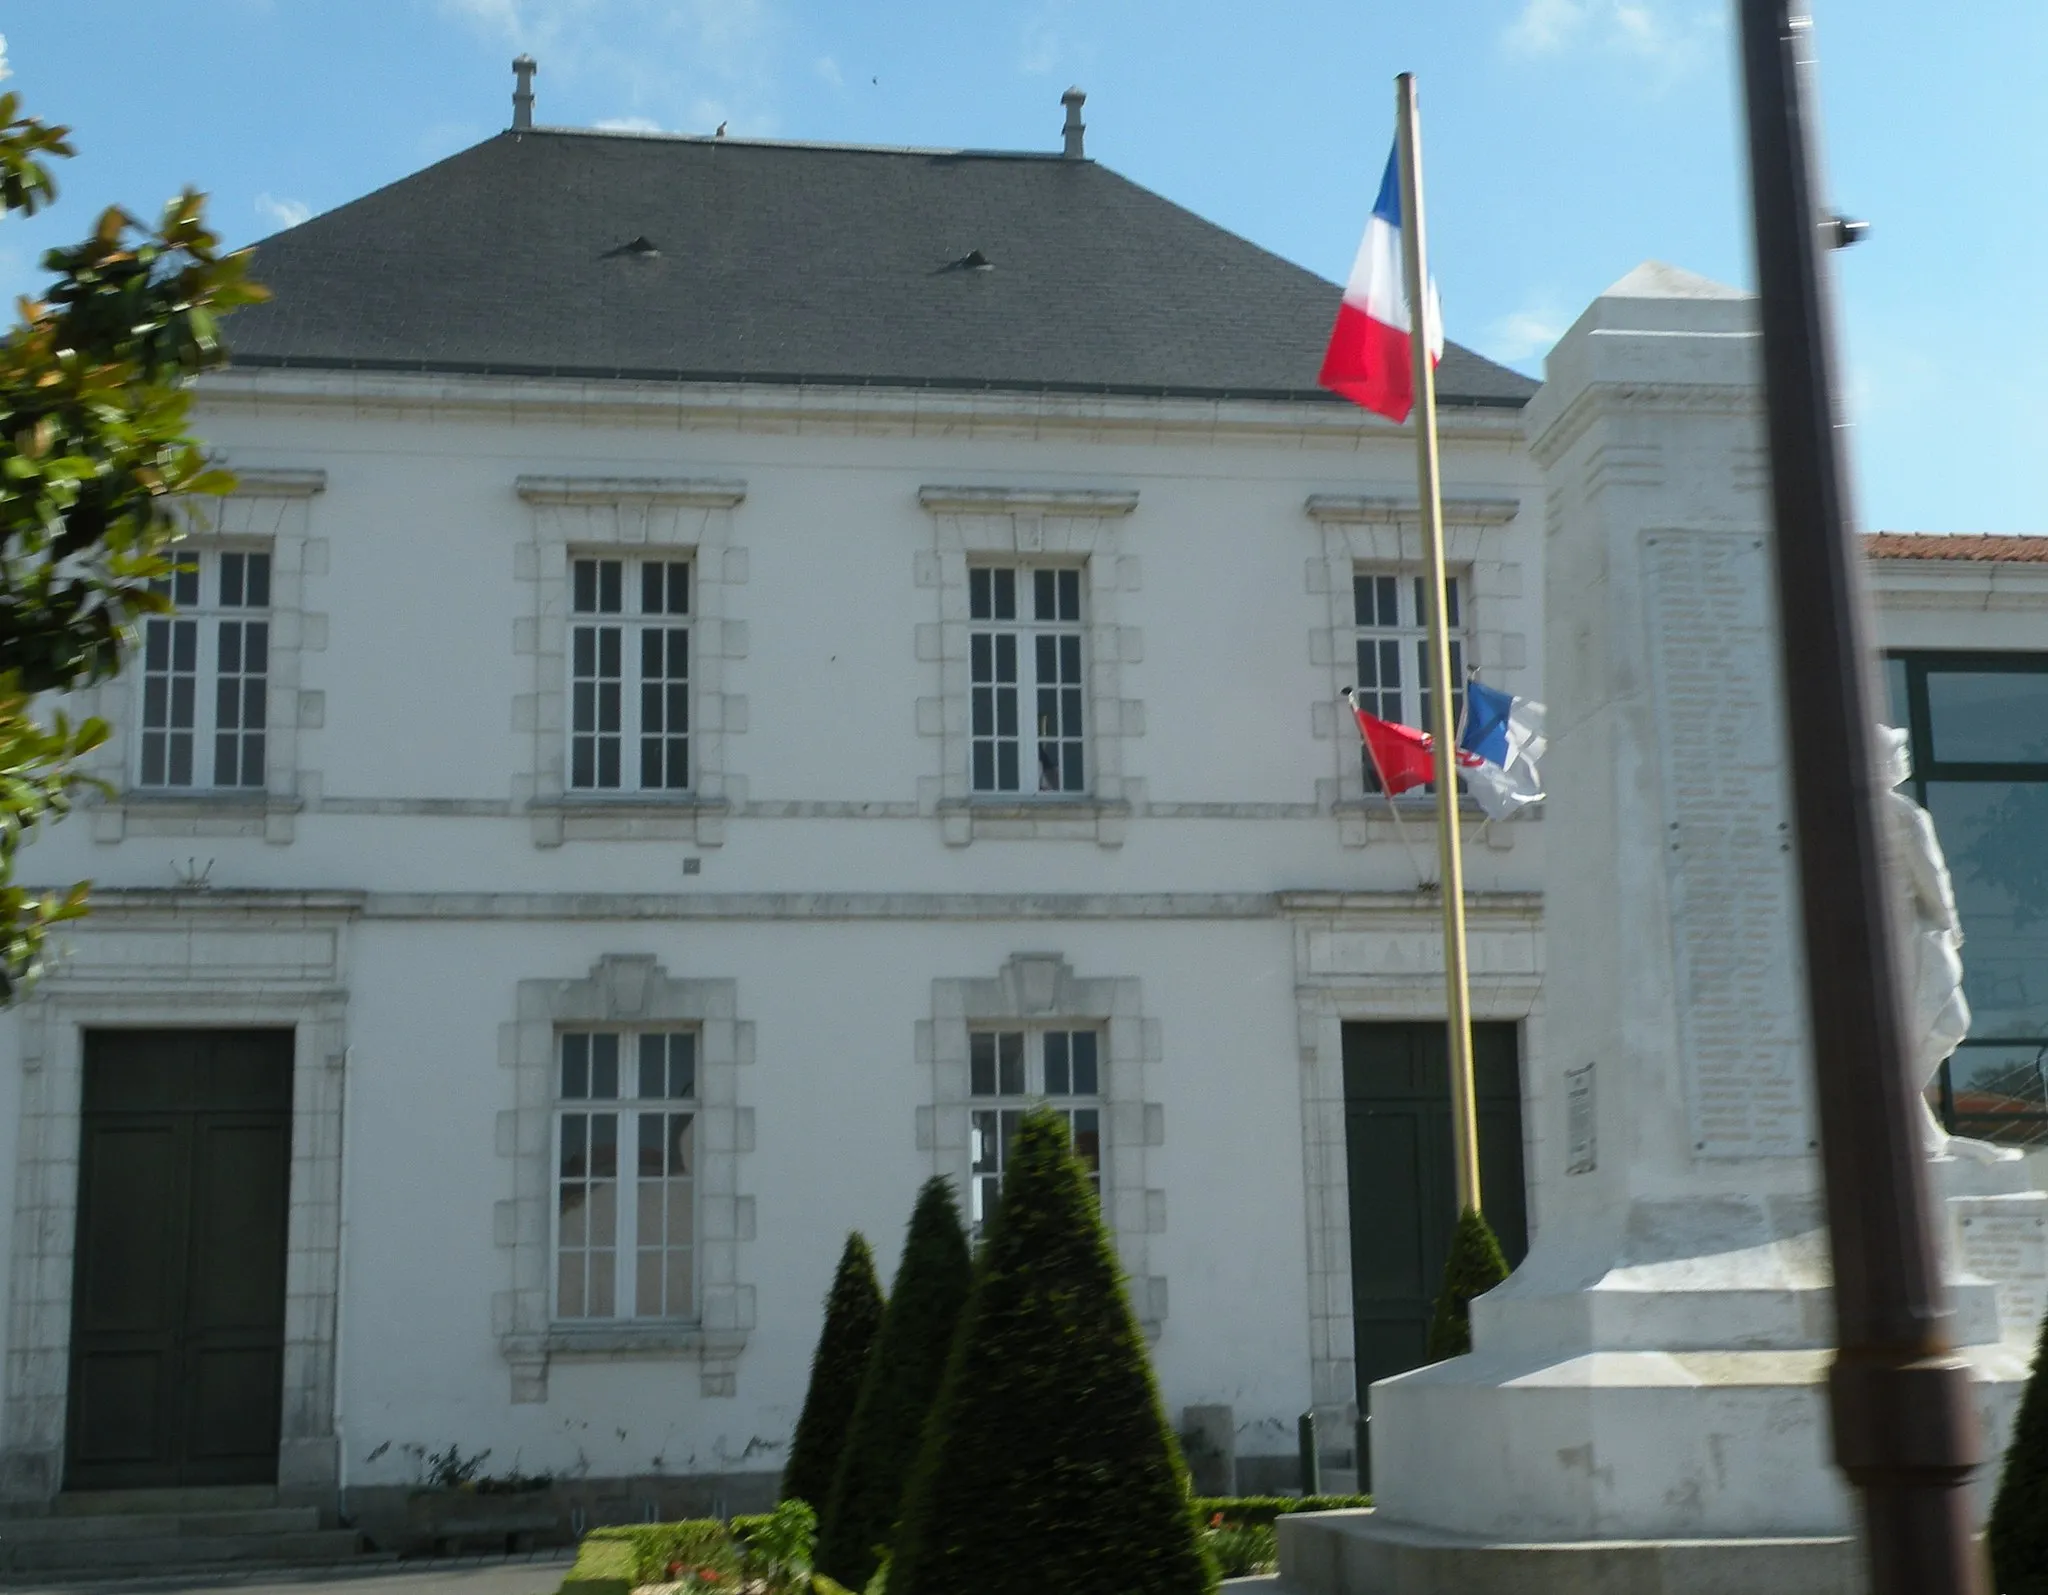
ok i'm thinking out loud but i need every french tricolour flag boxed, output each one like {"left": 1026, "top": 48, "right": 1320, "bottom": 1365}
{"left": 1343, "top": 679, "right": 1547, "bottom": 822}
{"left": 1318, "top": 142, "right": 1444, "bottom": 424}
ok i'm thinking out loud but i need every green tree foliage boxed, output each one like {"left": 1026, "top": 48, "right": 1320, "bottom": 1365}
{"left": 1424, "top": 1205, "right": 1510, "bottom": 1361}
{"left": 0, "top": 88, "right": 265, "bottom": 1002}
{"left": 816, "top": 1180, "right": 971, "bottom": 1591}
{"left": 1991, "top": 1308, "right": 2048, "bottom": 1594}
{"left": 782, "top": 1231, "right": 886, "bottom": 1513}
{"left": 891, "top": 1109, "right": 1215, "bottom": 1595}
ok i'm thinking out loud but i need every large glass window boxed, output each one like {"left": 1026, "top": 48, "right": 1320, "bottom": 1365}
{"left": 138, "top": 549, "right": 270, "bottom": 790}
{"left": 1892, "top": 652, "right": 2048, "bottom": 1144}
{"left": 555, "top": 1030, "right": 698, "bottom": 1320}
{"left": 568, "top": 556, "right": 691, "bottom": 793}
{"left": 1354, "top": 569, "right": 1467, "bottom": 794}
{"left": 967, "top": 1027, "right": 1103, "bottom": 1232}
{"left": 968, "top": 564, "right": 1086, "bottom": 795}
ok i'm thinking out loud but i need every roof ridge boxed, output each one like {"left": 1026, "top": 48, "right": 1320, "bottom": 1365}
{"left": 524, "top": 125, "right": 1073, "bottom": 161}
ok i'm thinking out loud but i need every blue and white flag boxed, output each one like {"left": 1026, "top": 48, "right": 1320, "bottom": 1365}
{"left": 1456, "top": 678, "right": 1546, "bottom": 821}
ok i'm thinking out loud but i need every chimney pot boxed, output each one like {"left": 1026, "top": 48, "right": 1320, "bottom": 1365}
{"left": 512, "top": 54, "right": 538, "bottom": 131}
{"left": 1061, "top": 87, "right": 1086, "bottom": 160}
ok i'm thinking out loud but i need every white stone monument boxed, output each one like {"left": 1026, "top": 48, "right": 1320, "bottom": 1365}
{"left": 1281, "top": 263, "right": 2044, "bottom": 1594}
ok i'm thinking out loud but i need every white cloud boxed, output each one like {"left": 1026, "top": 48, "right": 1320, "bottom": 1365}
{"left": 814, "top": 55, "right": 841, "bottom": 87}
{"left": 0, "top": 33, "right": 11, "bottom": 83}
{"left": 1503, "top": 0, "right": 1715, "bottom": 69}
{"left": 255, "top": 193, "right": 312, "bottom": 230}
{"left": 1482, "top": 295, "right": 1572, "bottom": 368}
{"left": 595, "top": 115, "right": 662, "bottom": 132}
{"left": 440, "top": 0, "right": 781, "bottom": 138}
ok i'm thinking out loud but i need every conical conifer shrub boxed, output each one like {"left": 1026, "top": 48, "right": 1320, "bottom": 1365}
{"left": 1991, "top": 1307, "right": 2048, "bottom": 1593}
{"left": 782, "top": 1231, "right": 886, "bottom": 1512}
{"left": 1424, "top": 1205, "right": 1510, "bottom": 1360}
{"left": 891, "top": 1108, "right": 1215, "bottom": 1595}
{"left": 816, "top": 1177, "right": 971, "bottom": 1590}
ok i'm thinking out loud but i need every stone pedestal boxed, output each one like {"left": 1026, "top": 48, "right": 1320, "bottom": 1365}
{"left": 1290, "top": 263, "right": 2041, "bottom": 1593}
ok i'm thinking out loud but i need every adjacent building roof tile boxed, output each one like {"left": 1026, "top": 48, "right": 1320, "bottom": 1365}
{"left": 1866, "top": 533, "right": 2048, "bottom": 563}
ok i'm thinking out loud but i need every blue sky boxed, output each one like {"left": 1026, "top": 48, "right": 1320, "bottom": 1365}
{"left": 1, "top": 2, "right": 2041, "bottom": 533}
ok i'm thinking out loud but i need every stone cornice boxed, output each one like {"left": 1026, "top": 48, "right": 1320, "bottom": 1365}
{"left": 1869, "top": 558, "right": 2048, "bottom": 611}
{"left": 223, "top": 467, "right": 327, "bottom": 498}
{"left": 917, "top": 485, "right": 1138, "bottom": 517}
{"left": 1527, "top": 381, "right": 1762, "bottom": 469}
{"left": 1305, "top": 493, "right": 1523, "bottom": 526}
{"left": 1276, "top": 889, "right": 1544, "bottom": 920}
{"left": 515, "top": 474, "right": 747, "bottom": 508}
{"left": 194, "top": 366, "right": 1527, "bottom": 448}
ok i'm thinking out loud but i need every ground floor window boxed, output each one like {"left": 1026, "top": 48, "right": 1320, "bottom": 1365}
{"left": 556, "top": 1030, "right": 698, "bottom": 1321}
{"left": 968, "top": 1027, "right": 1103, "bottom": 1231}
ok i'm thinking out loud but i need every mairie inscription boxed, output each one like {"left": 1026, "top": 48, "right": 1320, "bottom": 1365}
{"left": 1643, "top": 530, "right": 1811, "bottom": 1157}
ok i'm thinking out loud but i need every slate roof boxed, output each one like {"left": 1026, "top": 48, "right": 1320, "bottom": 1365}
{"left": 1865, "top": 533, "right": 2048, "bottom": 562}
{"left": 223, "top": 128, "right": 1537, "bottom": 408}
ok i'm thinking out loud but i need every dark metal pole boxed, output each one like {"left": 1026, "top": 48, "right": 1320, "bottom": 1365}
{"left": 1736, "top": 5, "right": 1985, "bottom": 1592}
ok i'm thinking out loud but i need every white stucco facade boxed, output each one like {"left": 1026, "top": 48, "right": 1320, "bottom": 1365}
{"left": 1, "top": 267, "right": 2037, "bottom": 1530}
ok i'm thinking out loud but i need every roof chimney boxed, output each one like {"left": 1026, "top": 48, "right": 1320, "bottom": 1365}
{"left": 1060, "top": 87, "right": 1086, "bottom": 160}
{"left": 512, "top": 55, "right": 537, "bottom": 130}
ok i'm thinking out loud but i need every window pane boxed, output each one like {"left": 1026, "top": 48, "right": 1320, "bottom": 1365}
{"left": 669, "top": 1036, "right": 696, "bottom": 1100}
{"left": 1927, "top": 671, "right": 2048, "bottom": 765}
{"left": 592, "top": 1033, "right": 619, "bottom": 1098}
{"left": 1045, "top": 1031, "right": 1070, "bottom": 1095}
{"left": 669, "top": 1113, "right": 693, "bottom": 1176}
{"left": 639, "top": 1034, "right": 666, "bottom": 1100}
{"left": 561, "top": 1034, "right": 589, "bottom": 1098}
{"left": 590, "top": 1115, "right": 618, "bottom": 1179}
{"left": 1058, "top": 568, "right": 1080, "bottom": 622}
{"left": 573, "top": 559, "right": 597, "bottom": 613}
{"left": 636, "top": 1247, "right": 663, "bottom": 1312}
{"left": 1928, "top": 780, "right": 2048, "bottom": 1037}
{"left": 598, "top": 560, "right": 622, "bottom": 614}
{"left": 970, "top": 1033, "right": 996, "bottom": 1096}
{"left": 246, "top": 553, "right": 271, "bottom": 608}
{"left": 998, "top": 1032, "right": 1024, "bottom": 1095}
{"left": 1071, "top": 1031, "right": 1099, "bottom": 1095}
{"left": 588, "top": 1251, "right": 615, "bottom": 1317}
{"left": 638, "top": 1113, "right": 664, "bottom": 1178}
{"left": 220, "top": 552, "right": 245, "bottom": 607}
{"left": 1071, "top": 1107, "right": 1101, "bottom": 1171}
{"left": 1947, "top": 1044, "right": 2048, "bottom": 1147}
{"left": 1034, "top": 568, "right": 1056, "bottom": 621}
{"left": 558, "top": 1252, "right": 586, "bottom": 1317}
{"left": 972, "top": 1109, "right": 999, "bottom": 1172}
{"left": 1886, "top": 657, "right": 1911, "bottom": 730}
{"left": 559, "top": 1181, "right": 587, "bottom": 1246}
{"left": 993, "top": 567, "right": 1015, "bottom": 620}
{"left": 970, "top": 567, "right": 992, "bottom": 620}
{"left": 560, "top": 1114, "right": 587, "bottom": 1177}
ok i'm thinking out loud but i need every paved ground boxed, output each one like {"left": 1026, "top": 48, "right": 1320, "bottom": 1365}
{"left": 0, "top": 1550, "right": 574, "bottom": 1595}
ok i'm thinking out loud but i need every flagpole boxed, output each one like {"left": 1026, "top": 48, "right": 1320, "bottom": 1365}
{"left": 1395, "top": 72, "right": 1482, "bottom": 1219}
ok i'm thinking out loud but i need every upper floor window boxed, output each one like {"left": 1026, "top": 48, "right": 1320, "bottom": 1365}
{"left": 968, "top": 1026, "right": 1102, "bottom": 1232}
{"left": 555, "top": 1029, "right": 698, "bottom": 1322}
{"left": 569, "top": 556, "right": 690, "bottom": 793}
{"left": 1354, "top": 569, "right": 1466, "bottom": 792}
{"left": 138, "top": 548, "right": 270, "bottom": 791}
{"left": 969, "top": 564, "right": 1085, "bottom": 796}
{"left": 1890, "top": 652, "right": 2048, "bottom": 1147}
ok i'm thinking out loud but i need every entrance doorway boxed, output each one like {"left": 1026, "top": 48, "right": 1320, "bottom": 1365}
{"left": 1343, "top": 1022, "right": 1528, "bottom": 1416}
{"left": 65, "top": 1030, "right": 295, "bottom": 1491}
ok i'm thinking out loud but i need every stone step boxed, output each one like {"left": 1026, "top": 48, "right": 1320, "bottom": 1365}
{"left": 48, "top": 1486, "right": 277, "bottom": 1517}
{"left": 0, "top": 1527, "right": 364, "bottom": 1575}
{"left": 0, "top": 1506, "right": 319, "bottom": 1541}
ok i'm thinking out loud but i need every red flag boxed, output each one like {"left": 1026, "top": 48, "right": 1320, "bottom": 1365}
{"left": 1347, "top": 698, "right": 1436, "bottom": 794}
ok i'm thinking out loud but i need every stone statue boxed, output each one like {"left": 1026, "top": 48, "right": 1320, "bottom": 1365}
{"left": 1882, "top": 725, "right": 2014, "bottom": 1164}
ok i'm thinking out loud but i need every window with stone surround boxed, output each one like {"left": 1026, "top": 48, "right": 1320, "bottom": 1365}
{"left": 1352, "top": 568, "right": 1466, "bottom": 793}
{"left": 554, "top": 1030, "right": 698, "bottom": 1321}
{"left": 499, "top": 955, "right": 753, "bottom": 1403}
{"left": 968, "top": 564, "right": 1087, "bottom": 795}
{"left": 967, "top": 1027, "right": 1103, "bottom": 1231}
{"left": 919, "top": 954, "right": 1166, "bottom": 1328}
{"left": 567, "top": 555, "right": 692, "bottom": 793}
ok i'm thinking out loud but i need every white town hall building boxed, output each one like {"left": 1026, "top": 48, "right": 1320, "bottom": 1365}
{"left": 3, "top": 75, "right": 2046, "bottom": 1548}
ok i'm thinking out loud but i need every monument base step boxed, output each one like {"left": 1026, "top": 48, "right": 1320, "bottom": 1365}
{"left": 1277, "top": 1508, "right": 1878, "bottom": 1595}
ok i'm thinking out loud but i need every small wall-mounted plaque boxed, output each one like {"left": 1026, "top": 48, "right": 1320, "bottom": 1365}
{"left": 1566, "top": 1062, "right": 1597, "bottom": 1176}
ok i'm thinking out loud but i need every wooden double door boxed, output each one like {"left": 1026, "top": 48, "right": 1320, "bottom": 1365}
{"left": 65, "top": 1030, "right": 295, "bottom": 1491}
{"left": 1343, "top": 1021, "right": 1529, "bottom": 1419}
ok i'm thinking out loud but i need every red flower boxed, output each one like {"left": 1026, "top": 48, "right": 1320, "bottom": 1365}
{"left": 1210, "top": 1512, "right": 1225, "bottom": 1527}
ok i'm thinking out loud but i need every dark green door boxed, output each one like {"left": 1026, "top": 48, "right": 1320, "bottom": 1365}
{"left": 1343, "top": 1022, "right": 1528, "bottom": 1408}
{"left": 66, "top": 1030, "right": 294, "bottom": 1490}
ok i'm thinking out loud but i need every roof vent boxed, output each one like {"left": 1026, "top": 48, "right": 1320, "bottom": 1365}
{"left": 1061, "top": 87, "right": 1086, "bottom": 159}
{"left": 602, "top": 236, "right": 661, "bottom": 259}
{"left": 943, "top": 249, "right": 993, "bottom": 272}
{"left": 513, "top": 55, "right": 537, "bottom": 130}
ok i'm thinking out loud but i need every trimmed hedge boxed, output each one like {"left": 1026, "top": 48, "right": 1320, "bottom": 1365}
{"left": 557, "top": 1528, "right": 635, "bottom": 1595}
{"left": 783, "top": 1231, "right": 886, "bottom": 1512}
{"left": 557, "top": 1519, "right": 732, "bottom": 1592}
{"left": 1994, "top": 1307, "right": 2048, "bottom": 1593}
{"left": 1425, "top": 1205, "right": 1510, "bottom": 1360}
{"left": 817, "top": 1177, "right": 972, "bottom": 1590}
{"left": 891, "top": 1108, "right": 1215, "bottom": 1595}
{"left": 1193, "top": 1495, "right": 1373, "bottom": 1527}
